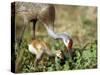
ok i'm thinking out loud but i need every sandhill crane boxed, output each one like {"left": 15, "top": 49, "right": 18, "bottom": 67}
{"left": 12, "top": 2, "right": 73, "bottom": 51}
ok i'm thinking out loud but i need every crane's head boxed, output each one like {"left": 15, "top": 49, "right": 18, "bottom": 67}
{"left": 63, "top": 38, "right": 73, "bottom": 55}
{"left": 65, "top": 39, "right": 73, "bottom": 50}
{"left": 56, "top": 32, "right": 73, "bottom": 51}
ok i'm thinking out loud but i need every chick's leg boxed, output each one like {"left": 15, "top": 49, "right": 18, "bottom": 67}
{"left": 34, "top": 51, "right": 44, "bottom": 67}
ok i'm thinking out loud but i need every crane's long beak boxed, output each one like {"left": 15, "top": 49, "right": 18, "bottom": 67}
{"left": 67, "top": 48, "right": 74, "bottom": 56}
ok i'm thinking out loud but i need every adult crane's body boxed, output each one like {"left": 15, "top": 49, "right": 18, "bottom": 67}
{"left": 15, "top": 2, "right": 55, "bottom": 25}
{"left": 12, "top": 2, "right": 55, "bottom": 45}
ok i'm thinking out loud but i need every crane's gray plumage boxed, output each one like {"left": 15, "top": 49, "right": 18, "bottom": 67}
{"left": 44, "top": 24, "right": 71, "bottom": 42}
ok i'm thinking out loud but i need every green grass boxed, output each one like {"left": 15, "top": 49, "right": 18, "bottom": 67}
{"left": 15, "top": 39, "right": 97, "bottom": 73}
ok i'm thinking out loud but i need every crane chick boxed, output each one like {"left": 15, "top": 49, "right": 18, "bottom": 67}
{"left": 28, "top": 40, "right": 54, "bottom": 67}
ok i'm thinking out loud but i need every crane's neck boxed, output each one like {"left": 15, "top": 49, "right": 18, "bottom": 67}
{"left": 44, "top": 24, "right": 73, "bottom": 55}
{"left": 44, "top": 24, "right": 70, "bottom": 40}
{"left": 44, "top": 24, "right": 58, "bottom": 39}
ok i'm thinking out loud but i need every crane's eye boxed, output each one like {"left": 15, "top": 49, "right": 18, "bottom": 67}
{"left": 67, "top": 39, "right": 73, "bottom": 49}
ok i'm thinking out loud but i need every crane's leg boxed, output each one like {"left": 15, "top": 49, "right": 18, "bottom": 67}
{"left": 18, "top": 25, "right": 27, "bottom": 46}
{"left": 32, "top": 19, "right": 37, "bottom": 40}
{"left": 34, "top": 52, "right": 43, "bottom": 67}
{"left": 18, "top": 16, "right": 28, "bottom": 47}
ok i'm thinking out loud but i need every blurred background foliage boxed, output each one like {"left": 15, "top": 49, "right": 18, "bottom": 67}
{"left": 14, "top": 4, "right": 97, "bottom": 73}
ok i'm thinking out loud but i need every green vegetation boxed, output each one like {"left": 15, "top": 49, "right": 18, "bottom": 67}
{"left": 15, "top": 39, "right": 97, "bottom": 72}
